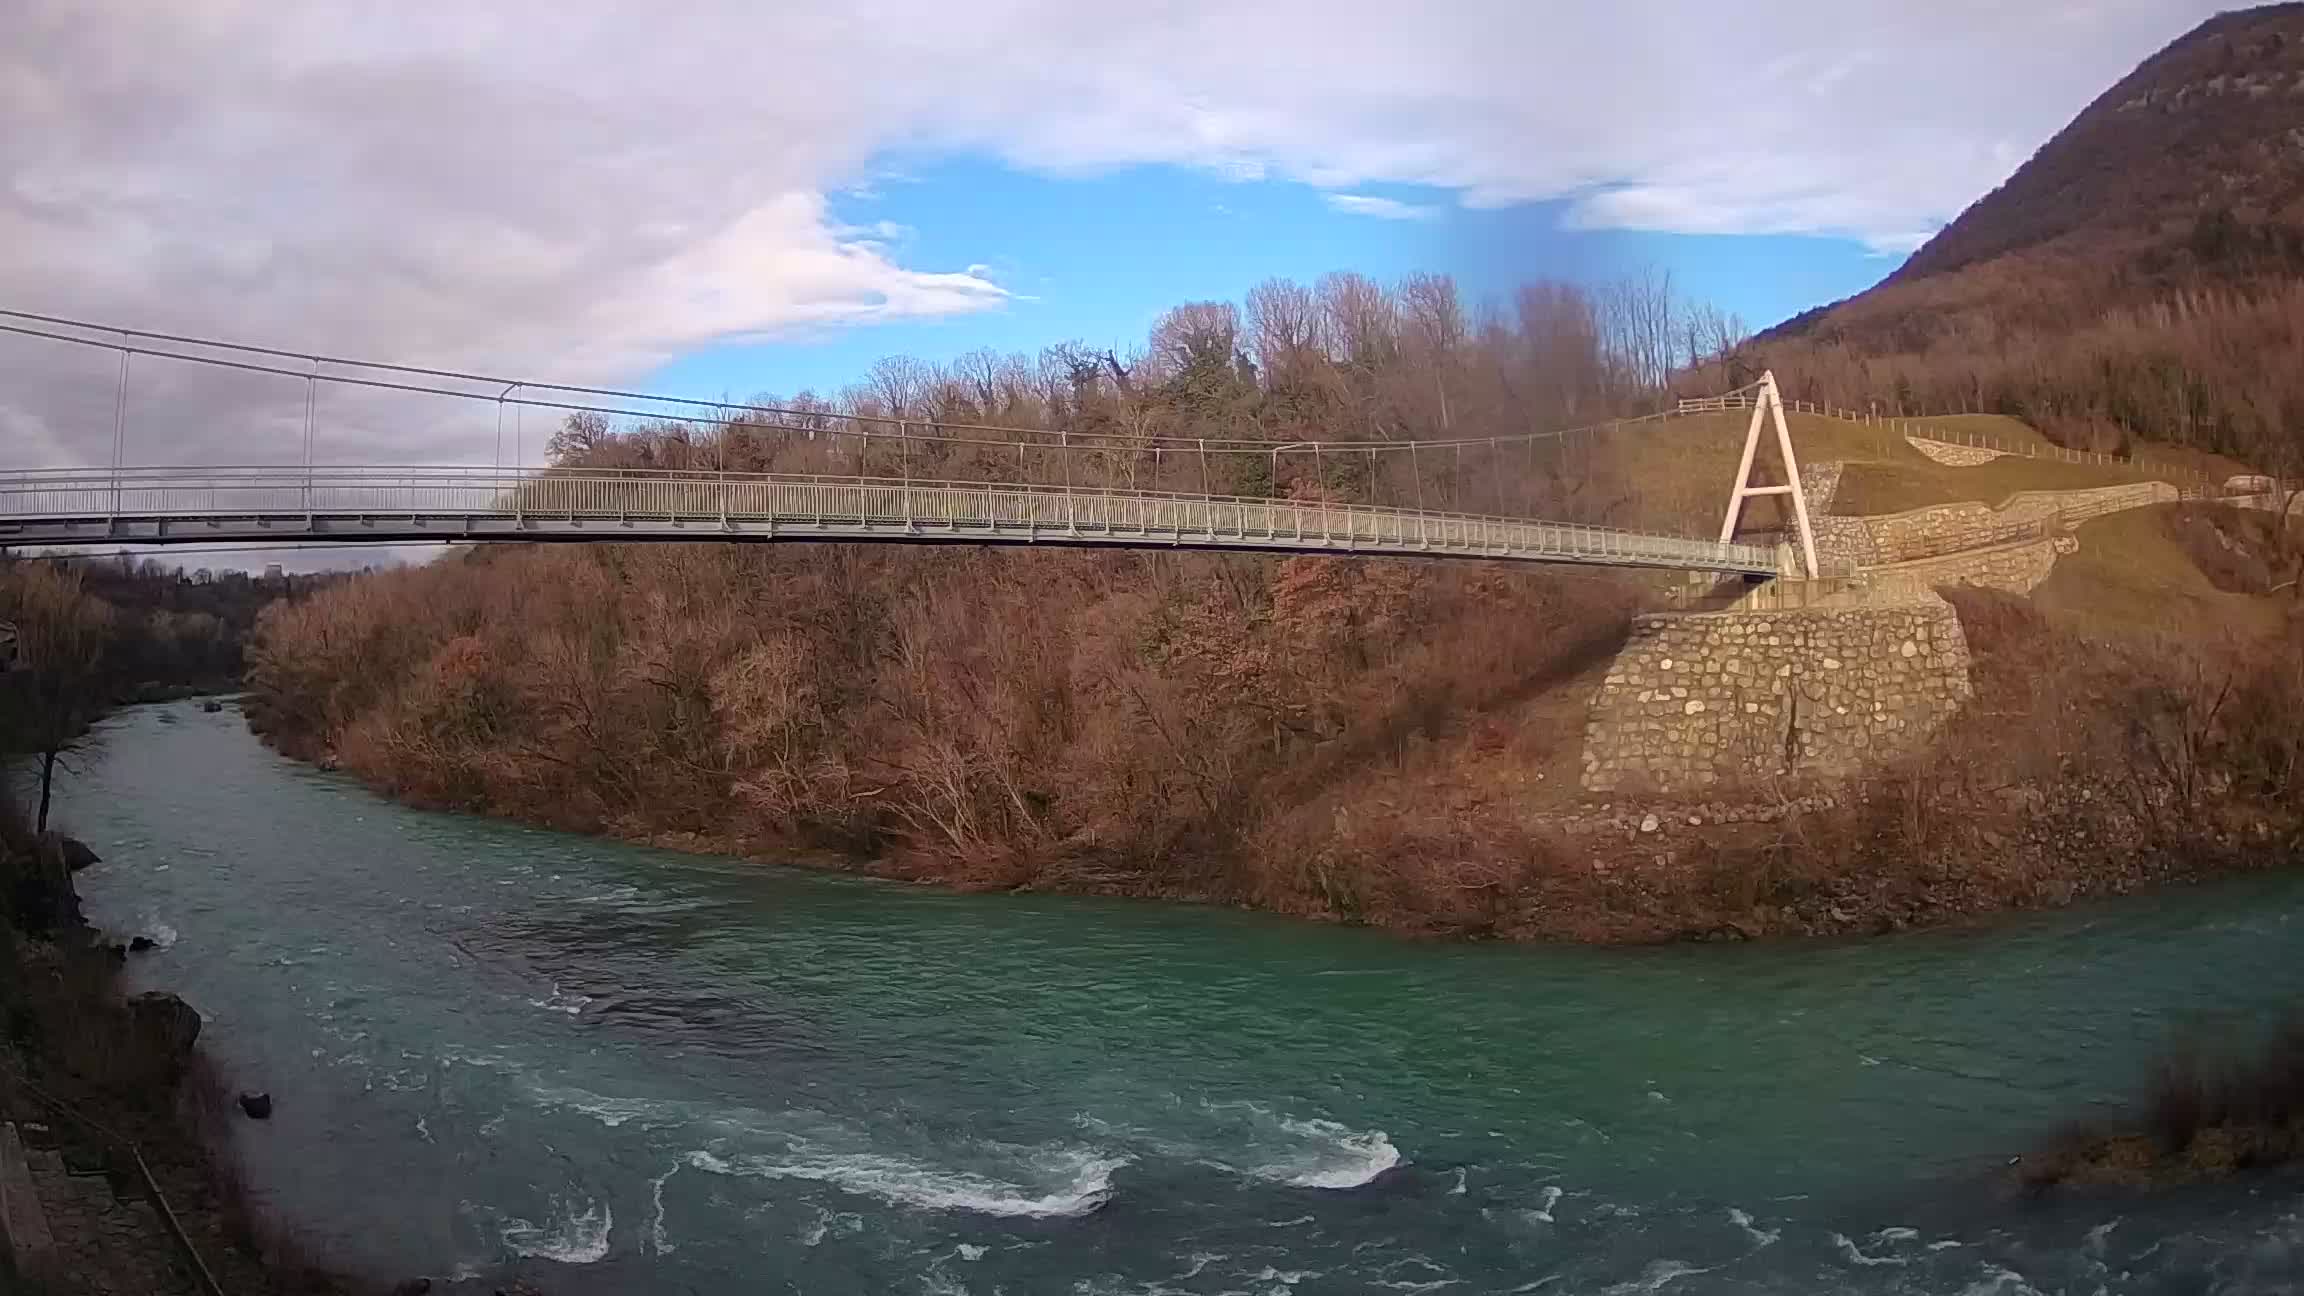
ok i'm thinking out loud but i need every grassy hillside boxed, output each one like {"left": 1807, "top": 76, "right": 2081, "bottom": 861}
{"left": 1606, "top": 408, "right": 2198, "bottom": 530}
{"left": 2034, "top": 504, "right": 2293, "bottom": 643}
{"left": 1831, "top": 457, "right": 2147, "bottom": 516}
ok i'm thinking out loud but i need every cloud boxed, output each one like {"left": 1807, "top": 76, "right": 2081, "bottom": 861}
{"left": 0, "top": 0, "right": 2228, "bottom": 481}
{"left": 1562, "top": 163, "right": 1948, "bottom": 255}
{"left": 1323, "top": 194, "right": 1438, "bottom": 222}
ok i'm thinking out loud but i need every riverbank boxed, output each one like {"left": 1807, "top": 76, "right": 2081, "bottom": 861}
{"left": 240, "top": 541, "right": 2304, "bottom": 945}
{"left": 0, "top": 821, "right": 380, "bottom": 1294}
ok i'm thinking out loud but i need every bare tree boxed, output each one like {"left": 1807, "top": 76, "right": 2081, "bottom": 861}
{"left": 1515, "top": 280, "right": 1607, "bottom": 419}
{"left": 1318, "top": 272, "right": 1399, "bottom": 372}
{"left": 1399, "top": 273, "right": 1469, "bottom": 431}
{"left": 1148, "top": 302, "right": 1243, "bottom": 379}
{"left": 1246, "top": 277, "right": 1321, "bottom": 385}
{"left": 951, "top": 348, "right": 1007, "bottom": 420}
{"left": 1596, "top": 267, "right": 1681, "bottom": 397}
{"left": 546, "top": 411, "right": 613, "bottom": 465}
{"left": 865, "top": 355, "right": 937, "bottom": 420}
{"left": 0, "top": 563, "right": 114, "bottom": 834}
{"left": 1683, "top": 302, "right": 1751, "bottom": 369}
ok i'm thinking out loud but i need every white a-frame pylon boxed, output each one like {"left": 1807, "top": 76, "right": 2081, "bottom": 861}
{"left": 1716, "top": 371, "right": 1819, "bottom": 578}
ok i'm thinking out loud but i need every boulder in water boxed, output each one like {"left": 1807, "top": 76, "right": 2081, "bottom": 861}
{"left": 127, "top": 936, "right": 156, "bottom": 953}
{"left": 125, "top": 992, "right": 202, "bottom": 1076}
{"left": 200, "top": 700, "right": 224, "bottom": 714}
{"left": 237, "top": 1091, "right": 273, "bottom": 1120}
{"left": 55, "top": 837, "right": 99, "bottom": 872}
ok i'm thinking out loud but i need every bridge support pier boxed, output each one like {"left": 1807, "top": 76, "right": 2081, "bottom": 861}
{"left": 1579, "top": 598, "right": 1973, "bottom": 795}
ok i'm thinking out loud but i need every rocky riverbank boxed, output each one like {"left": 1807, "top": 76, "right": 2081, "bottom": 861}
{"left": 0, "top": 827, "right": 364, "bottom": 1294}
{"left": 0, "top": 823, "right": 544, "bottom": 1295}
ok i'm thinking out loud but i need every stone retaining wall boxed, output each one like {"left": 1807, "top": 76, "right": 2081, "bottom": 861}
{"left": 1996, "top": 481, "right": 2177, "bottom": 524}
{"left": 1859, "top": 482, "right": 2175, "bottom": 562}
{"left": 1800, "top": 463, "right": 1885, "bottom": 569}
{"left": 1814, "top": 514, "right": 1880, "bottom": 567}
{"left": 1906, "top": 437, "right": 2007, "bottom": 466}
{"left": 1864, "top": 535, "right": 2071, "bottom": 600}
{"left": 1581, "top": 600, "right": 1973, "bottom": 794}
{"left": 1740, "top": 462, "right": 1881, "bottom": 569}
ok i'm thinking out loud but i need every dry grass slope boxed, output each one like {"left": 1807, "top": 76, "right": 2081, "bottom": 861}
{"left": 2033, "top": 504, "right": 2293, "bottom": 643}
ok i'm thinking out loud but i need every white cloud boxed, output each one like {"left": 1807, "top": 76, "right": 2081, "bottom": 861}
{"left": 0, "top": 0, "right": 2231, "bottom": 477}
{"left": 1562, "top": 162, "right": 1949, "bottom": 256}
{"left": 1323, "top": 194, "right": 1438, "bottom": 222}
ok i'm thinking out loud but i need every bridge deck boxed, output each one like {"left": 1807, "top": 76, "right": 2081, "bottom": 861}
{"left": 0, "top": 467, "right": 1780, "bottom": 575}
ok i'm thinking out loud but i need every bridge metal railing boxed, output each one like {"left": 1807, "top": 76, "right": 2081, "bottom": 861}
{"left": 0, "top": 465, "right": 1781, "bottom": 575}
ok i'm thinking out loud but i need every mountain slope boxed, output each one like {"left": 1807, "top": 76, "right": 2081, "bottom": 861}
{"left": 1743, "top": 4, "right": 2304, "bottom": 463}
{"left": 1895, "top": 2, "right": 2304, "bottom": 285}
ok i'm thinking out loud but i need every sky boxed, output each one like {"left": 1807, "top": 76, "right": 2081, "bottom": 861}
{"left": 649, "top": 158, "right": 1897, "bottom": 402}
{"left": 0, "top": 0, "right": 2242, "bottom": 564}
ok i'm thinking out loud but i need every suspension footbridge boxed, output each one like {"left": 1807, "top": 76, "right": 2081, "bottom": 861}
{"left": 0, "top": 311, "right": 1809, "bottom": 577}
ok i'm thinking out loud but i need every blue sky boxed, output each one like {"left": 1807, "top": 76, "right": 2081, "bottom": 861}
{"left": 647, "top": 157, "right": 1897, "bottom": 404}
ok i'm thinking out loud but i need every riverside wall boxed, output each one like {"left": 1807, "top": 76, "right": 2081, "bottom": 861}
{"left": 1581, "top": 600, "right": 1973, "bottom": 795}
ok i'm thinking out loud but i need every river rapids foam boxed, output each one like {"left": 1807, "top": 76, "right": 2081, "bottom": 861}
{"left": 1243, "top": 1115, "right": 1402, "bottom": 1189}
{"left": 1079, "top": 1101, "right": 1402, "bottom": 1190}
{"left": 495, "top": 1197, "right": 612, "bottom": 1264}
{"left": 685, "top": 1144, "right": 1127, "bottom": 1219}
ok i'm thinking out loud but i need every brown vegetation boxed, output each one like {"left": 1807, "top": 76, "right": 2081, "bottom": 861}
{"left": 242, "top": 516, "right": 2304, "bottom": 944}
{"left": 541, "top": 268, "right": 1729, "bottom": 468}
{"left": 2022, "top": 1018, "right": 2304, "bottom": 1190}
{"left": 1743, "top": 281, "right": 2304, "bottom": 473}
{"left": 248, "top": 540, "right": 1653, "bottom": 932}
{"left": 0, "top": 564, "right": 114, "bottom": 834}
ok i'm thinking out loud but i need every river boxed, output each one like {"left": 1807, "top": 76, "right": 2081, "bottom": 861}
{"left": 49, "top": 700, "right": 2304, "bottom": 1294}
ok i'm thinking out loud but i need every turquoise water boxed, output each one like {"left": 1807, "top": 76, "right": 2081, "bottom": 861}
{"left": 56, "top": 700, "right": 2304, "bottom": 1293}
